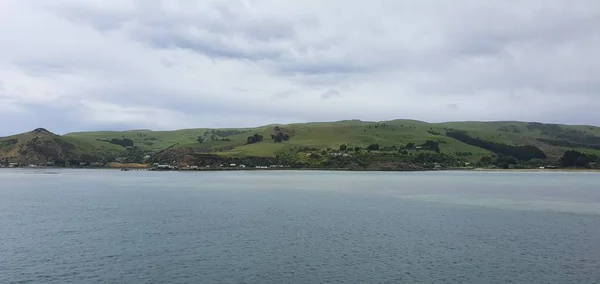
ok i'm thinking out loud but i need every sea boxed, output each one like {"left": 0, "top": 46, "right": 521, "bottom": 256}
{"left": 1, "top": 169, "right": 599, "bottom": 283}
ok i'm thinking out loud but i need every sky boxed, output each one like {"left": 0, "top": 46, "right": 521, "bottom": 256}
{"left": 1, "top": 0, "right": 599, "bottom": 135}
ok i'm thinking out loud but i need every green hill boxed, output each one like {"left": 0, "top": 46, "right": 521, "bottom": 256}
{"left": 0, "top": 128, "right": 125, "bottom": 165}
{"left": 3, "top": 120, "right": 600, "bottom": 169}
{"left": 66, "top": 120, "right": 600, "bottom": 162}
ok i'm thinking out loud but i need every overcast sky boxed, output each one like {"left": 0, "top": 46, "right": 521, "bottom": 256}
{"left": 1, "top": 0, "right": 599, "bottom": 135}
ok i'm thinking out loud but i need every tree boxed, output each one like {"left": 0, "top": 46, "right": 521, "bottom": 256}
{"left": 498, "top": 162, "right": 510, "bottom": 169}
{"left": 367, "top": 143, "right": 380, "bottom": 151}
{"left": 354, "top": 147, "right": 362, "bottom": 152}
{"left": 421, "top": 140, "right": 440, "bottom": 153}
{"left": 479, "top": 156, "right": 492, "bottom": 165}
{"left": 559, "top": 150, "right": 597, "bottom": 168}
{"left": 273, "top": 132, "right": 290, "bottom": 143}
{"left": 247, "top": 134, "right": 264, "bottom": 144}
{"left": 496, "top": 156, "right": 518, "bottom": 165}
{"left": 196, "top": 136, "right": 204, "bottom": 144}
{"left": 54, "top": 159, "right": 66, "bottom": 167}
{"left": 339, "top": 144, "right": 348, "bottom": 151}
{"left": 406, "top": 142, "right": 415, "bottom": 149}
{"left": 109, "top": 138, "right": 134, "bottom": 147}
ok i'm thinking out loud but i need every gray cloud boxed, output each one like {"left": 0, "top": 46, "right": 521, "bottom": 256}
{"left": 49, "top": 3, "right": 133, "bottom": 33}
{"left": 12, "top": 59, "right": 77, "bottom": 76}
{"left": 446, "top": 103, "right": 459, "bottom": 110}
{"left": 320, "top": 89, "right": 340, "bottom": 100}
{"left": 0, "top": 0, "right": 599, "bottom": 135}
{"left": 270, "top": 91, "right": 294, "bottom": 100}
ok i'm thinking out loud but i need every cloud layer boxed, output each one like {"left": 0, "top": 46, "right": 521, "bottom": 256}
{"left": 1, "top": 0, "right": 599, "bottom": 135}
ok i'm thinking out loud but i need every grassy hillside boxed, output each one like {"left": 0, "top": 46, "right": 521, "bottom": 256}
{"left": 64, "top": 120, "right": 600, "bottom": 163}
{"left": 433, "top": 121, "right": 600, "bottom": 157}
{"left": 0, "top": 128, "right": 125, "bottom": 164}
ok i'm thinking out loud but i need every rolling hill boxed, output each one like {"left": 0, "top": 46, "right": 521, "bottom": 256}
{"left": 3, "top": 120, "right": 600, "bottom": 168}
{"left": 66, "top": 120, "right": 600, "bottom": 158}
{"left": 0, "top": 128, "right": 125, "bottom": 165}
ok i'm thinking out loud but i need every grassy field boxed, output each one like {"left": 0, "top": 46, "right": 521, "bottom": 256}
{"left": 62, "top": 120, "right": 600, "bottom": 161}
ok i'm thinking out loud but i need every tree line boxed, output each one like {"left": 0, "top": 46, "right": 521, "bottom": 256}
{"left": 446, "top": 131, "right": 546, "bottom": 160}
{"left": 559, "top": 150, "right": 598, "bottom": 168}
{"left": 99, "top": 138, "right": 134, "bottom": 147}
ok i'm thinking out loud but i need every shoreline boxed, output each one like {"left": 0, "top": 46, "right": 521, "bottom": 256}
{"left": 2, "top": 166, "right": 599, "bottom": 173}
{"left": 469, "top": 168, "right": 600, "bottom": 173}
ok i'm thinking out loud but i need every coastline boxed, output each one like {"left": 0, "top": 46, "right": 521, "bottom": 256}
{"left": 469, "top": 168, "right": 600, "bottom": 173}
{"left": 3, "top": 166, "right": 600, "bottom": 173}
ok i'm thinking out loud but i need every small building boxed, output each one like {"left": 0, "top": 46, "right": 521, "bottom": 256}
{"left": 155, "top": 164, "right": 174, "bottom": 170}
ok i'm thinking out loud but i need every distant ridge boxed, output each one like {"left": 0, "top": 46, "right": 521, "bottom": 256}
{"left": 2, "top": 120, "right": 600, "bottom": 167}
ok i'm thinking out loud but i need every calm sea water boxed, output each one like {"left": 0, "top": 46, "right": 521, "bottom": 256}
{"left": 1, "top": 169, "right": 599, "bottom": 283}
